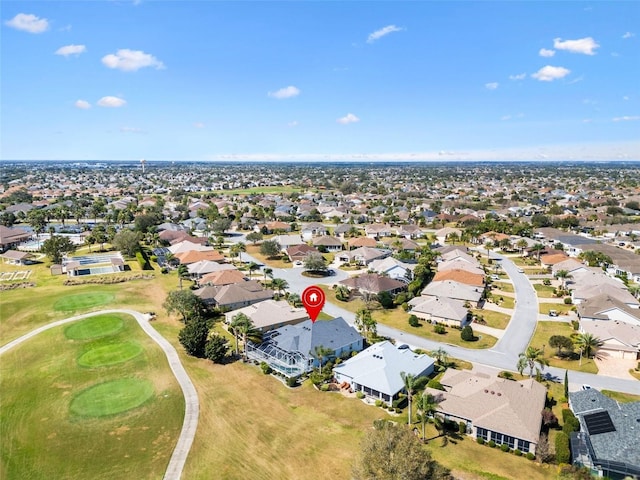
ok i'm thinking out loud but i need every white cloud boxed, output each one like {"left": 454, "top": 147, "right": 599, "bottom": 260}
{"left": 5, "top": 13, "right": 49, "bottom": 33}
{"left": 531, "top": 65, "right": 571, "bottom": 82}
{"left": 55, "top": 44, "right": 87, "bottom": 57}
{"left": 485, "top": 82, "right": 499, "bottom": 90}
{"left": 193, "top": 122, "right": 205, "bottom": 128}
{"left": 539, "top": 48, "right": 555, "bottom": 57}
{"left": 337, "top": 113, "right": 360, "bottom": 124}
{"left": 287, "top": 121, "right": 299, "bottom": 127}
{"left": 101, "top": 49, "right": 165, "bottom": 71}
{"left": 97, "top": 96, "right": 126, "bottom": 107}
{"left": 583, "top": 119, "right": 593, "bottom": 123}
{"left": 120, "top": 126, "right": 146, "bottom": 134}
{"left": 612, "top": 116, "right": 640, "bottom": 122}
{"left": 74, "top": 100, "right": 91, "bottom": 109}
{"left": 268, "top": 86, "right": 300, "bottom": 99}
{"left": 623, "top": 96, "right": 630, "bottom": 101}
{"left": 501, "top": 115, "right": 511, "bottom": 121}
{"left": 509, "top": 73, "right": 526, "bottom": 80}
{"left": 553, "top": 37, "right": 600, "bottom": 55}
{"left": 367, "top": 25, "right": 404, "bottom": 43}
{"left": 622, "top": 32, "right": 635, "bottom": 39}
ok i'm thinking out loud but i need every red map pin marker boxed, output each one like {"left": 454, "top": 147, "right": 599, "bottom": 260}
{"left": 302, "top": 285, "right": 325, "bottom": 323}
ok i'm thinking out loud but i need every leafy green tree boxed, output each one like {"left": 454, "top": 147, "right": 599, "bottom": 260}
{"left": 178, "top": 316, "right": 210, "bottom": 358}
{"left": 41, "top": 235, "right": 76, "bottom": 263}
{"left": 564, "top": 370, "right": 569, "bottom": 399}
{"left": 205, "top": 334, "right": 228, "bottom": 363}
{"left": 229, "top": 242, "right": 246, "bottom": 264}
{"left": 134, "top": 212, "right": 162, "bottom": 233}
{"left": 163, "top": 289, "right": 206, "bottom": 323}
{"left": 260, "top": 239, "right": 281, "bottom": 258}
{"left": 111, "top": 229, "right": 141, "bottom": 257}
{"left": 0, "top": 211, "right": 16, "bottom": 227}
{"left": 245, "top": 231, "right": 263, "bottom": 244}
{"left": 377, "top": 291, "right": 394, "bottom": 309}
{"left": 303, "top": 252, "right": 327, "bottom": 272}
{"left": 27, "top": 208, "right": 47, "bottom": 234}
{"left": 579, "top": 250, "right": 612, "bottom": 268}
{"left": 517, "top": 346, "right": 549, "bottom": 377}
{"left": 549, "top": 335, "right": 574, "bottom": 356}
{"left": 335, "top": 285, "right": 350, "bottom": 301}
{"left": 247, "top": 261, "right": 260, "bottom": 279}
{"left": 416, "top": 393, "right": 442, "bottom": 442}
{"left": 229, "top": 312, "right": 250, "bottom": 356}
{"left": 211, "top": 217, "right": 232, "bottom": 236}
{"left": 352, "top": 420, "right": 450, "bottom": 480}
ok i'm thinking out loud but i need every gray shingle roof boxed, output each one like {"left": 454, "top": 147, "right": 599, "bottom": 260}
{"left": 269, "top": 317, "right": 362, "bottom": 357}
{"left": 569, "top": 389, "right": 640, "bottom": 470}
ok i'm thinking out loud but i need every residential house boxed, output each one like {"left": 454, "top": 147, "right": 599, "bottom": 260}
{"left": 224, "top": 299, "right": 308, "bottom": 332}
{"left": 339, "top": 273, "right": 407, "bottom": 296}
{"left": 0, "top": 225, "right": 32, "bottom": 251}
{"left": 194, "top": 280, "right": 274, "bottom": 311}
{"left": 333, "top": 341, "right": 435, "bottom": 403}
{"left": 274, "top": 234, "right": 304, "bottom": 251}
{"left": 337, "top": 246, "right": 389, "bottom": 266}
{"left": 347, "top": 237, "right": 378, "bottom": 249}
{"left": 433, "top": 269, "right": 485, "bottom": 288}
{"left": 434, "top": 227, "right": 462, "bottom": 245}
{"left": 312, "top": 235, "right": 343, "bottom": 252}
{"left": 199, "top": 269, "right": 247, "bottom": 287}
{"left": 408, "top": 296, "right": 470, "bottom": 327}
{"left": 393, "top": 224, "right": 423, "bottom": 239}
{"left": 0, "top": 250, "right": 34, "bottom": 265}
{"left": 425, "top": 370, "right": 546, "bottom": 455}
{"left": 380, "top": 236, "right": 420, "bottom": 252}
{"left": 569, "top": 389, "right": 640, "bottom": 478}
{"left": 246, "top": 317, "right": 363, "bottom": 377}
{"left": 364, "top": 224, "right": 392, "bottom": 239}
{"left": 287, "top": 244, "right": 321, "bottom": 263}
{"left": 187, "top": 260, "right": 236, "bottom": 279}
{"left": 368, "top": 257, "right": 415, "bottom": 283}
{"left": 174, "top": 249, "right": 225, "bottom": 265}
{"left": 301, "top": 222, "right": 328, "bottom": 241}
{"left": 420, "top": 280, "right": 484, "bottom": 307}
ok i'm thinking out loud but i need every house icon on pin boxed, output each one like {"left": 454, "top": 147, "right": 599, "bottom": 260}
{"left": 309, "top": 293, "right": 318, "bottom": 303}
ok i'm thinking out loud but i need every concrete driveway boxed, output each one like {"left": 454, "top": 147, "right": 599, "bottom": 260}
{"left": 594, "top": 352, "right": 638, "bottom": 381}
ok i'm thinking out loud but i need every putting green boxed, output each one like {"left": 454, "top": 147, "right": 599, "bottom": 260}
{"left": 64, "top": 314, "right": 124, "bottom": 340}
{"left": 78, "top": 341, "right": 143, "bottom": 367}
{"left": 70, "top": 378, "right": 154, "bottom": 417}
{"left": 54, "top": 292, "right": 115, "bottom": 312}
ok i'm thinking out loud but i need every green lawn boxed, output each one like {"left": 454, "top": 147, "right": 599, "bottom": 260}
{"left": 539, "top": 303, "right": 575, "bottom": 315}
{"left": 77, "top": 341, "right": 143, "bottom": 367}
{"left": 0, "top": 313, "right": 183, "bottom": 480}
{"left": 64, "top": 314, "right": 124, "bottom": 340}
{"left": 601, "top": 389, "right": 640, "bottom": 403}
{"left": 528, "top": 321, "right": 598, "bottom": 374}
{"left": 492, "top": 282, "right": 514, "bottom": 293}
{"left": 54, "top": 292, "right": 116, "bottom": 312}
{"left": 533, "top": 284, "right": 557, "bottom": 299}
{"left": 471, "top": 309, "right": 511, "bottom": 329}
{"left": 488, "top": 295, "right": 515, "bottom": 309}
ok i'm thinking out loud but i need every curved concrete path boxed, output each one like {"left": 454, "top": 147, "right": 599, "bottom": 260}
{"left": 0, "top": 309, "right": 198, "bottom": 480}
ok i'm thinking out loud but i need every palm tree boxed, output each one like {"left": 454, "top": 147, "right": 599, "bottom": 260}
{"left": 574, "top": 332, "right": 603, "bottom": 359}
{"left": 229, "top": 242, "right": 246, "bottom": 264}
{"left": 313, "top": 345, "right": 335, "bottom": 374}
{"left": 554, "top": 269, "right": 572, "bottom": 289}
{"left": 415, "top": 393, "right": 441, "bottom": 442}
{"left": 431, "top": 347, "right": 449, "bottom": 370}
{"left": 516, "top": 239, "right": 528, "bottom": 256}
{"left": 531, "top": 243, "right": 545, "bottom": 262}
{"left": 231, "top": 314, "right": 262, "bottom": 358}
{"left": 517, "top": 346, "right": 549, "bottom": 378}
{"left": 263, "top": 267, "right": 273, "bottom": 283}
{"left": 400, "top": 371, "right": 417, "bottom": 425}
{"left": 247, "top": 261, "right": 260, "bottom": 279}
{"left": 229, "top": 313, "right": 250, "bottom": 356}
{"left": 271, "top": 278, "right": 289, "bottom": 297}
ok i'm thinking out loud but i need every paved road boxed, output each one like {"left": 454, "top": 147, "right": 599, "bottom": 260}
{"left": 238, "top": 247, "right": 639, "bottom": 395}
{"left": 0, "top": 309, "right": 199, "bottom": 480}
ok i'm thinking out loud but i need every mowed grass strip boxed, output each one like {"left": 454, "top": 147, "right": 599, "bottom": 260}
{"left": 0, "top": 314, "right": 183, "bottom": 480}
{"left": 70, "top": 378, "right": 154, "bottom": 417}
{"left": 54, "top": 292, "right": 115, "bottom": 312}
{"left": 64, "top": 314, "right": 124, "bottom": 340}
{"left": 77, "top": 341, "right": 143, "bottom": 367}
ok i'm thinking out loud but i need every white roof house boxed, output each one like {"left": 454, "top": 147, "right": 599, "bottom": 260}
{"left": 333, "top": 341, "right": 435, "bottom": 403}
{"left": 368, "top": 257, "right": 416, "bottom": 282}
{"left": 408, "top": 296, "right": 469, "bottom": 327}
{"left": 168, "top": 240, "right": 213, "bottom": 254}
{"left": 420, "top": 280, "right": 484, "bottom": 306}
{"left": 224, "top": 299, "right": 308, "bottom": 332}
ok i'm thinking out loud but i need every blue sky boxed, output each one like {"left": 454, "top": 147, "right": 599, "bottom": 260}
{"left": 1, "top": 1, "right": 639, "bottom": 161}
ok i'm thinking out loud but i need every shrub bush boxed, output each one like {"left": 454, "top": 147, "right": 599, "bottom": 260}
{"left": 543, "top": 278, "right": 551, "bottom": 286}
{"left": 286, "top": 376, "right": 298, "bottom": 388}
{"left": 488, "top": 440, "right": 496, "bottom": 448}
{"left": 525, "top": 452, "right": 535, "bottom": 460}
{"left": 433, "top": 324, "right": 446, "bottom": 334}
{"left": 461, "top": 325, "right": 475, "bottom": 341}
{"left": 555, "top": 432, "right": 571, "bottom": 464}
{"left": 459, "top": 421, "right": 467, "bottom": 434}
{"left": 356, "top": 391, "right": 365, "bottom": 399}
{"left": 564, "top": 297, "right": 572, "bottom": 304}
{"left": 476, "top": 438, "right": 485, "bottom": 445}
{"left": 514, "top": 449, "right": 522, "bottom": 456}
{"left": 320, "top": 384, "right": 330, "bottom": 392}
{"left": 427, "top": 379, "right": 444, "bottom": 391}
{"left": 408, "top": 315, "right": 420, "bottom": 327}
{"left": 500, "top": 444, "right": 510, "bottom": 452}
{"left": 136, "top": 251, "right": 151, "bottom": 270}
{"left": 260, "top": 362, "right": 272, "bottom": 375}
{"left": 375, "top": 400, "right": 383, "bottom": 407}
